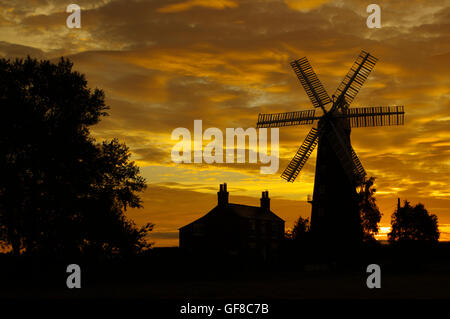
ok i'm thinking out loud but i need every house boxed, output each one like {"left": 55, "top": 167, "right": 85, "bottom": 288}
{"left": 179, "top": 183, "right": 285, "bottom": 261}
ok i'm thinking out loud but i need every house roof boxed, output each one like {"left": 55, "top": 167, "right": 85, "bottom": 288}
{"left": 179, "top": 203, "right": 284, "bottom": 230}
{"left": 227, "top": 204, "right": 284, "bottom": 221}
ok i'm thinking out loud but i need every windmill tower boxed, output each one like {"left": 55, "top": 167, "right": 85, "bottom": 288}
{"left": 256, "top": 50, "right": 405, "bottom": 246}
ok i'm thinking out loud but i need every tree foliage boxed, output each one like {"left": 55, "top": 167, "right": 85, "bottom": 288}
{"left": 388, "top": 200, "right": 439, "bottom": 243}
{"left": 0, "top": 57, "right": 152, "bottom": 256}
{"left": 358, "top": 177, "right": 382, "bottom": 241}
{"left": 285, "top": 216, "right": 310, "bottom": 242}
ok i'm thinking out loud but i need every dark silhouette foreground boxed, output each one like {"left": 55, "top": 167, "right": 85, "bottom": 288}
{"left": 389, "top": 200, "right": 439, "bottom": 243}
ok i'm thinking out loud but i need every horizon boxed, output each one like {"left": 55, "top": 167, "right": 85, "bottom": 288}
{"left": 139, "top": 185, "right": 450, "bottom": 247}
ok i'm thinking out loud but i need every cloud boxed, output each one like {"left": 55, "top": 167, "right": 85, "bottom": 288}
{"left": 0, "top": 41, "right": 44, "bottom": 57}
{"left": 284, "top": 0, "right": 332, "bottom": 12}
{"left": 157, "top": 0, "right": 238, "bottom": 13}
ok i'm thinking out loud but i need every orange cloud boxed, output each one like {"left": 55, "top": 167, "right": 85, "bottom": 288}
{"left": 284, "top": 0, "right": 332, "bottom": 12}
{"left": 158, "top": 0, "right": 238, "bottom": 13}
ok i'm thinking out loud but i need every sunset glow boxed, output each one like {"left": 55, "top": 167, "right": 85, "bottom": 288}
{"left": 1, "top": 0, "right": 448, "bottom": 247}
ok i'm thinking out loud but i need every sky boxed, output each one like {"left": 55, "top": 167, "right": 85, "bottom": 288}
{"left": 1, "top": 0, "right": 449, "bottom": 246}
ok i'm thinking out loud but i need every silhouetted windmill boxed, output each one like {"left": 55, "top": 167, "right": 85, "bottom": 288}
{"left": 256, "top": 50, "right": 405, "bottom": 245}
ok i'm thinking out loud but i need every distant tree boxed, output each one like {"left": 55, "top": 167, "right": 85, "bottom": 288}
{"left": 358, "top": 177, "right": 382, "bottom": 241}
{"left": 286, "top": 216, "right": 310, "bottom": 242}
{"left": 388, "top": 201, "right": 439, "bottom": 243}
{"left": 0, "top": 57, "right": 152, "bottom": 256}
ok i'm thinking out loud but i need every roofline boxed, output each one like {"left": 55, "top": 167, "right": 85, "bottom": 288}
{"left": 179, "top": 203, "right": 285, "bottom": 229}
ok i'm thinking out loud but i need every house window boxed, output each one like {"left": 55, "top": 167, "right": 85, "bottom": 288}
{"left": 271, "top": 222, "right": 278, "bottom": 231}
{"left": 271, "top": 222, "right": 278, "bottom": 238}
{"left": 260, "top": 221, "right": 266, "bottom": 234}
{"left": 249, "top": 219, "right": 256, "bottom": 232}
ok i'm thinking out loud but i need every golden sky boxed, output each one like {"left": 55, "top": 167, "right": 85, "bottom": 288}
{"left": 1, "top": 0, "right": 449, "bottom": 245}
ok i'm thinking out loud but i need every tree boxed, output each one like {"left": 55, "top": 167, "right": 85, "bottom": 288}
{"left": 0, "top": 57, "right": 152, "bottom": 256}
{"left": 286, "top": 216, "right": 310, "bottom": 242}
{"left": 358, "top": 177, "right": 382, "bottom": 241}
{"left": 388, "top": 200, "right": 439, "bottom": 243}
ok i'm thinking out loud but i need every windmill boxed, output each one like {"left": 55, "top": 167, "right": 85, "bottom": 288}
{"left": 256, "top": 50, "right": 405, "bottom": 244}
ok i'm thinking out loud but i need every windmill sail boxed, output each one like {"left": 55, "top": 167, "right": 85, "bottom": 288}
{"left": 257, "top": 109, "right": 317, "bottom": 128}
{"left": 343, "top": 106, "right": 405, "bottom": 128}
{"left": 281, "top": 127, "right": 319, "bottom": 182}
{"left": 350, "top": 145, "right": 366, "bottom": 183}
{"left": 291, "top": 57, "right": 332, "bottom": 109}
{"left": 333, "top": 50, "right": 378, "bottom": 108}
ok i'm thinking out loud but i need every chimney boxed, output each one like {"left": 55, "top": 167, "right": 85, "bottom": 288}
{"left": 217, "top": 183, "right": 229, "bottom": 206}
{"left": 260, "top": 190, "right": 270, "bottom": 211}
